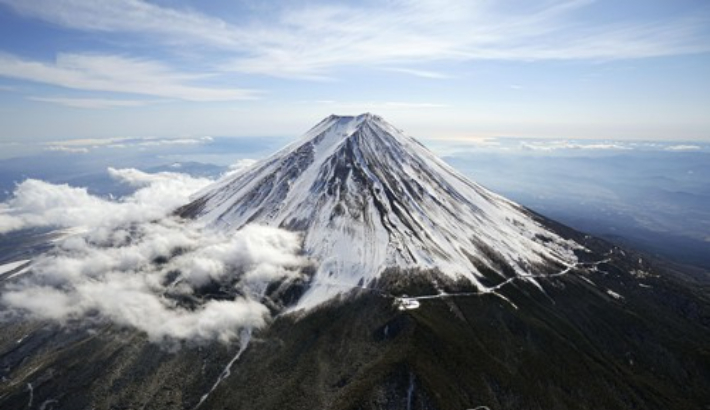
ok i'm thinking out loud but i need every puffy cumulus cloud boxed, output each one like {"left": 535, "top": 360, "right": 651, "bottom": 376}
{"left": 3, "top": 221, "right": 306, "bottom": 343}
{"left": 222, "top": 158, "right": 258, "bottom": 178}
{"left": 169, "top": 224, "right": 303, "bottom": 288}
{"left": 0, "top": 167, "right": 211, "bottom": 234}
{"left": 0, "top": 169, "right": 310, "bottom": 343}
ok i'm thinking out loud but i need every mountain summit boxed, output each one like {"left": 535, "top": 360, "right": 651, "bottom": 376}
{"left": 1, "top": 115, "right": 708, "bottom": 410}
{"left": 179, "top": 114, "right": 581, "bottom": 308}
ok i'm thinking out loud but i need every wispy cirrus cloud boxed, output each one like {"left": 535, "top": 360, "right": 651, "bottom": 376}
{"left": 0, "top": 0, "right": 249, "bottom": 48}
{"left": 0, "top": 53, "right": 257, "bottom": 101}
{"left": 382, "top": 67, "right": 454, "bottom": 80}
{"left": 1, "top": 0, "right": 708, "bottom": 80}
{"left": 29, "top": 96, "right": 152, "bottom": 109}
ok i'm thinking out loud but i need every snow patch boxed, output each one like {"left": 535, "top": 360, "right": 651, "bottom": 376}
{"left": 606, "top": 289, "right": 624, "bottom": 300}
{"left": 0, "top": 260, "right": 30, "bottom": 276}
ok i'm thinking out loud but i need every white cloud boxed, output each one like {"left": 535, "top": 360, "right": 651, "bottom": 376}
{"left": 1, "top": 0, "right": 707, "bottom": 80}
{"left": 221, "top": 1, "right": 710, "bottom": 78}
{"left": 382, "top": 67, "right": 453, "bottom": 79}
{"left": 223, "top": 159, "right": 258, "bottom": 178}
{"left": 665, "top": 144, "right": 701, "bottom": 151}
{"left": 0, "top": 169, "right": 309, "bottom": 343}
{"left": 107, "top": 166, "right": 205, "bottom": 188}
{"left": 46, "top": 137, "right": 135, "bottom": 147}
{"left": 0, "top": 0, "right": 248, "bottom": 48}
{"left": 519, "top": 140, "right": 631, "bottom": 151}
{"left": 0, "top": 168, "right": 211, "bottom": 234}
{"left": 29, "top": 96, "right": 152, "bottom": 109}
{"left": 42, "top": 136, "right": 214, "bottom": 153}
{"left": 130, "top": 136, "right": 214, "bottom": 148}
{"left": 0, "top": 53, "right": 257, "bottom": 101}
{"left": 44, "top": 145, "right": 89, "bottom": 154}
{"left": 2, "top": 220, "right": 305, "bottom": 343}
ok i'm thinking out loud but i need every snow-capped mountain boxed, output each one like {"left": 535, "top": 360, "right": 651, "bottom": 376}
{"left": 2, "top": 115, "right": 708, "bottom": 410}
{"left": 179, "top": 113, "right": 582, "bottom": 308}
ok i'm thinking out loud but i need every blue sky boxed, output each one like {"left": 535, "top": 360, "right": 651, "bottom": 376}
{"left": 0, "top": 0, "right": 709, "bottom": 144}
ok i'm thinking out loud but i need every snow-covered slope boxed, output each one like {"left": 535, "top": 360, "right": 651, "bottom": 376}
{"left": 179, "top": 113, "right": 582, "bottom": 308}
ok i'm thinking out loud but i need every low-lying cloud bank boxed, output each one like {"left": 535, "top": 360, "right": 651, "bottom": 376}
{"left": 0, "top": 167, "right": 308, "bottom": 343}
{"left": 0, "top": 167, "right": 211, "bottom": 234}
{"left": 43, "top": 136, "right": 216, "bottom": 153}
